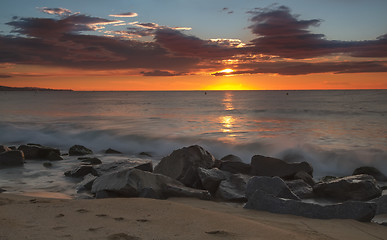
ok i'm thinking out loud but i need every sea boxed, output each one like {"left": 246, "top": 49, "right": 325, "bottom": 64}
{"left": 0, "top": 90, "right": 386, "bottom": 197}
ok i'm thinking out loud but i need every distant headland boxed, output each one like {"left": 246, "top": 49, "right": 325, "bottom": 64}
{"left": 0, "top": 85, "right": 73, "bottom": 91}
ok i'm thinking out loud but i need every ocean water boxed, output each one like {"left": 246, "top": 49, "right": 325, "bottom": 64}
{"left": 0, "top": 90, "right": 386, "bottom": 196}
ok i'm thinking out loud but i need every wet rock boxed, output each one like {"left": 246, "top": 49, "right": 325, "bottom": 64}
{"left": 294, "top": 171, "right": 315, "bottom": 186}
{"left": 197, "top": 167, "right": 230, "bottom": 194}
{"left": 215, "top": 174, "right": 251, "bottom": 202}
{"left": 250, "top": 155, "right": 313, "bottom": 179}
{"left": 374, "top": 195, "right": 387, "bottom": 215}
{"left": 353, "top": 166, "right": 387, "bottom": 181}
{"left": 105, "top": 148, "right": 122, "bottom": 154}
{"left": 64, "top": 165, "right": 98, "bottom": 178}
{"left": 246, "top": 176, "right": 299, "bottom": 200}
{"left": 80, "top": 157, "right": 102, "bottom": 165}
{"left": 220, "top": 161, "right": 251, "bottom": 175}
{"left": 0, "top": 188, "right": 5, "bottom": 193}
{"left": 18, "top": 144, "right": 61, "bottom": 160}
{"left": 139, "top": 152, "right": 152, "bottom": 157}
{"left": 69, "top": 145, "right": 93, "bottom": 156}
{"left": 94, "top": 159, "right": 153, "bottom": 176}
{"left": 154, "top": 145, "right": 215, "bottom": 188}
{"left": 244, "top": 189, "right": 377, "bottom": 222}
{"left": 91, "top": 168, "right": 210, "bottom": 200}
{"left": 221, "top": 154, "right": 243, "bottom": 162}
{"left": 320, "top": 176, "right": 339, "bottom": 182}
{"left": 0, "top": 150, "right": 24, "bottom": 167}
{"left": 286, "top": 179, "right": 314, "bottom": 199}
{"left": 76, "top": 174, "right": 97, "bottom": 192}
{"left": 313, "top": 174, "right": 382, "bottom": 201}
{"left": 43, "top": 162, "right": 53, "bottom": 168}
{"left": 47, "top": 151, "right": 63, "bottom": 161}
{"left": 0, "top": 145, "right": 11, "bottom": 154}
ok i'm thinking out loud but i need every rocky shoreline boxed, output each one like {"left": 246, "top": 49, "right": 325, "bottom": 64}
{"left": 1, "top": 143, "right": 387, "bottom": 223}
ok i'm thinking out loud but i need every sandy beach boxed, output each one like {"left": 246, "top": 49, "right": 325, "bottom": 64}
{"left": 0, "top": 193, "right": 386, "bottom": 240}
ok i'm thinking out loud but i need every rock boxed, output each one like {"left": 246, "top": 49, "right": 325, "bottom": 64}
{"left": 154, "top": 145, "right": 215, "bottom": 188}
{"left": 353, "top": 166, "right": 387, "bottom": 181}
{"left": 0, "top": 150, "right": 24, "bottom": 167}
{"left": 244, "top": 189, "right": 377, "bottom": 222}
{"left": 43, "top": 162, "right": 53, "bottom": 168}
{"left": 313, "top": 174, "right": 382, "bottom": 201}
{"left": 220, "top": 161, "right": 251, "bottom": 175}
{"left": 80, "top": 157, "right": 102, "bottom": 165}
{"left": 197, "top": 167, "right": 230, "bottom": 194}
{"left": 294, "top": 171, "right": 315, "bottom": 186}
{"left": 246, "top": 176, "right": 299, "bottom": 200}
{"left": 105, "top": 148, "right": 122, "bottom": 154}
{"left": 0, "top": 145, "right": 11, "bottom": 154}
{"left": 215, "top": 174, "right": 251, "bottom": 202}
{"left": 47, "top": 151, "right": 63, "bottom": 161}
{"left": 320, "top": 176, "right": 339, "bottom": 182}
{"left": 69, "top": 145, "right": 93, "bottom": 156}
{"left": 221, "top": 154, "right": 243, "bottom": 162}
{"left": 286, "top": 180, "right": 314, "bottom": 199}
{"left": 0, "top": 188, "right": 5, "bottom": 193}
{"left": 64, "top": 165, "right": 98, "bottom": 178}
{"left": 374, "top": 195, "right": 387, "bottom": 215}
{"left": 18, "top": 144, "right": 61, "bottom": 160}
{"left": 91, "top": 168, "right": 210, "bottom": 200}
{"left": 139, "top": 152, "right": 152, "bottom": 157}
{"left": 250, "top": 155, "right": 313, "bottom": 179}
{"left": 94, "top": 159, "right": 153, "bottom": 176}
{"left": 76, "top": 174, "right": 97, "bottom": 192}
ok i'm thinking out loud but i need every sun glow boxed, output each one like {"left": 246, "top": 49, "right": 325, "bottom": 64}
{"left": 219, "top": 68, "right": 234, "bottom": 74}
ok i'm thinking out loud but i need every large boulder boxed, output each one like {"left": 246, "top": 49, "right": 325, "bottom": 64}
{"left": 294, "top": 171, "right": 315, "bottom": 186}
{"left": 94, "top": 159, "right": 153, "bottom": 176}
{"left": 197, "top": 167, "right": 230, "bottom": 194}
{"left": 64, "top": 164, "right": 98, "bottom": 178}
{"left": 18, "top": 144, "right": 61, "bottom": 160}
{"left": 69, "top": 145, "right": 93, "bottom": 156}
{"left": 353, "top": 166, "right": 387, "bottom": 181}
{"left": 286, "top": 179, "right": 314, "bottom": 199}
{"left": 154, "top": 145, "right": 215, "bottom": 188}
{"left": 313, "top": 174, "right": 382, "bottom": 201}
{"left": 221, "top": 154, "right": 243, "bottom": 162}
{"left": 374, "top": 195, "right": 387, "bottom": 215}
{"left": 76, "top": 173, "right": 97, "bottom": 192}
{"left": 0, "top": 145, "right": 11, "bottom": 154}
{"left": 244, "top": 189, "right": 376, "bottom": 222}
{"left": 220, "top": 161, "right": 251, "bottom": 175}
{"left": 215, "top": 174, "right": 251, "bottom": 202}
{"left": 250, "top": 155, "right": 313, "bottom": 179}
{"left": 0, "top": 150, "right": 24, "bottom": 167}
{"left": 246, "top": 176, "right": 299, "bottom": 200}
{"left": 91, "top": 168, "right": 210, "bottom": 200}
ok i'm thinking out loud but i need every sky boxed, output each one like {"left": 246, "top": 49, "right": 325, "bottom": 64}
{"left": 0, "top": 0, "right": 386, "bottom": 90}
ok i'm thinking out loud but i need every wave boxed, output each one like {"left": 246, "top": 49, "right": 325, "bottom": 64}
{"left": 1, "top": 122, "right": 386, "bottom": 178}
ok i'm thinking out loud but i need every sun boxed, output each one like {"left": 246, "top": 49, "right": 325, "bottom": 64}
{"left": 218, "top": 68, "right": 234, "bottom": 74}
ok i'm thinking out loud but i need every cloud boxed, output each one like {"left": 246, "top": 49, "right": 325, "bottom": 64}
{"left": 109, "top": 12, "right": 138, "bottom": 18}
{"left": 155, "top": 28, "right": 244, "bottom": 59}
{"left": 0, "top": 74, "right": 12, "bottom": 78}
{"left": 248, "top": 5, "right": 387, "bottom": 59}
{"left": 141, "top": 70, "right": 184, "bottom": 76}
{"left": 212, "top": 61, "right": 387, "bottom": 76}
{"left": 39, "top": 7, "right": 72, "bottom": 16}
{"left": 7, "top": 15, "right": 124, "bottom": 38}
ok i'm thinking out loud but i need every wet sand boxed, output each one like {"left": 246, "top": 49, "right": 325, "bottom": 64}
{"left": 0, "top": 194, "right": 386, "bottom": 240}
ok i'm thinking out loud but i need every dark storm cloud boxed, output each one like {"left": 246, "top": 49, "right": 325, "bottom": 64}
{"left": 212, "top": 61, "right": 387, "bottom": 76}
{"left": 7, "top": 15, "right": 123, "bottom": 38}
{"left": 0, "top": 6, "right": 387, "bottom": 76}
{"left": 0, "top": 74, "right": 12, "bottom": 78}
{"left": 154, "top": 28, "right": 244, "bottom": 59}
{"left": 141, "top": 70, "right": 184, "bottom": 76}
{"left": 247, "top": 6, "right": 387, "bottom": 59}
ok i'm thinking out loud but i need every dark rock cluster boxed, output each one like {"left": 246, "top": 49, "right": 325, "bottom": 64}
{"left": 1, "top": 143, "right": 386, "bottom": 222}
